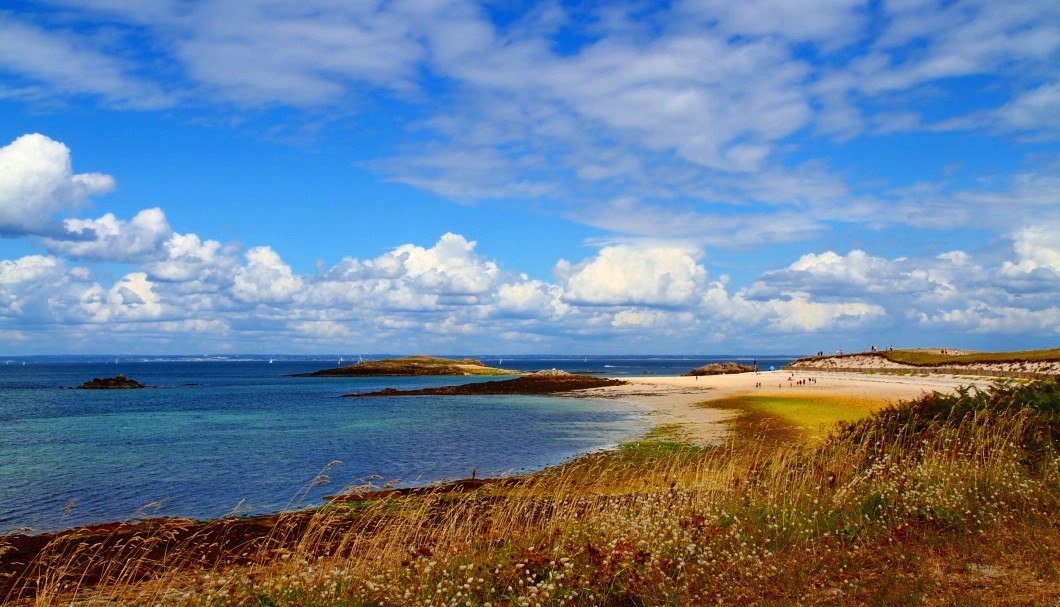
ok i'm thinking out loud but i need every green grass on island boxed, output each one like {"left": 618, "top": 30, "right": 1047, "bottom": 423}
{"left": 5, "top": 380, "right": 1059, "bottom": 606}
{"left": 880, "top": 347, "right": 1060, "bottom": 366}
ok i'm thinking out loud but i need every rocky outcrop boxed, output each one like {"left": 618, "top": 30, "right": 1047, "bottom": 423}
{"left": 683, "top": 362, "right": 756, "bottom": 376}
{"left": 77, "top": 374, "right": 146, "bottom": 389}
{"left": 345, "top": 372, "right": 625, "bottom": 397}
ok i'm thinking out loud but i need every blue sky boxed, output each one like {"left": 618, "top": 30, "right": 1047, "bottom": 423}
{"left": 1, "top": 0, "right": 1058, "bottom": 355}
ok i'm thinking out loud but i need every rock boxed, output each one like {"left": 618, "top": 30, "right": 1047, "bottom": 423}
{"left": 683, "top": 362, "right": 755, "bottom": 376}
{"left": 77, "top": 374, "right": 146, "bottom": 389}
{"left": 529, "top": 368, "right": 572, "bottom": 377}
{"left": 345, "top": 373, "right": 625, "bottom": 397}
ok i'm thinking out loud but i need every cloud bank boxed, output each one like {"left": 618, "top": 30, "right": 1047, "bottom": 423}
{"left": 2, "top": 134, "right": 1057, "bottom": 354}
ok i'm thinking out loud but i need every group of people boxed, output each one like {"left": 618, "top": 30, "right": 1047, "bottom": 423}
{"left": 753, "top": 376, "right": 818, "bottom": 389}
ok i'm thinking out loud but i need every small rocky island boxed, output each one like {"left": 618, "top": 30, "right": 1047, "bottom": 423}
{"left": 683, "top": 362, "right": 756, "bottom": 376}
{"left": 77, "top": 374, "right": 146, "bottom": 389}
{"left": 346, "top": 369, "right": 625, "bottom": 397}
{"left": 294, "top": 356, "right": 522, "bottom": 377}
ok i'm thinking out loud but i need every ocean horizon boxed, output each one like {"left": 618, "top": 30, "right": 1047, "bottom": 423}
{"left": 0, "top": 355, "right": 797, "bottom": 534}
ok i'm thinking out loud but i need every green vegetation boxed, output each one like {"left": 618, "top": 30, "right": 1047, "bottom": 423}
{"left": 5, "top": 380, "right": 1059, "bottom": 606}
{"left": 881, "top": 347, "right": 1060, "bottom": 366}
{"left": 702, "top": 394, "right": 882, "bottom": 442}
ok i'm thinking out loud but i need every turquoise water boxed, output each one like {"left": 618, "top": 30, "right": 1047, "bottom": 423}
{"left": 0, "top": 360, "right": 655, "bottom": 533}
{"left": 0, "top": 356, "right": 797, "bottom": 533}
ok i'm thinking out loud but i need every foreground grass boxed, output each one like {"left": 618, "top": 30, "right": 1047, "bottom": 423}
{"left": 4, "top": 381, "right": 1059, "bottom": 606}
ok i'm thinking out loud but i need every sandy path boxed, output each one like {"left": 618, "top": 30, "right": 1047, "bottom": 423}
{"left": 572, "top": 370, "right": 998, "bottom": 444}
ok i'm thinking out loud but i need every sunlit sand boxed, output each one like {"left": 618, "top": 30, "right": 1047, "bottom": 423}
{"left": 576, "top": 370, "right": 1000, "bottom": 444}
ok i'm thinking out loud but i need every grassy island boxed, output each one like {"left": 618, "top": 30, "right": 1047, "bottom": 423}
{"left": 4, "top": 376, "right": 1057, "bottom": 606}
{"left": 292, "top": 355, "right": 523, "bottom": 377}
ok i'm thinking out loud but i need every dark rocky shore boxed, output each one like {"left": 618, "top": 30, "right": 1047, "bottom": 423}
{"left": 346, "top": 369, "right": 625, "bottom": 397}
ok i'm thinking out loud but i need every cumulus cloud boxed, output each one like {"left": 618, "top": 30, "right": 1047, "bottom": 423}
{"left": 2, "top": 222, "right": 1058, "bottom": 352}
{"left": 45, "top": 208, "right": 173, "bottom": 261}
{"left": 232, "top": 246, "right": 302, "bottom": 304}
{"left": 556, "top": 245, "right": 707, "bottom": 307}
{"left": 146, "top": 232, "right": 239, "bottom": 283}
{"left": 920, "top": 302, "right": 1060, "bottom": 335}
{"left": 79, "top": 272, "right": 164, "bottom": 322}
{"left": 0, "top": 134, "right": 115, "bottom": 237}
{"left": 1009, "top": 224, "right": 1060, "bottom": 272}
{"left": 495, "top": 279, "right": 567, "bottom": 318}
{"left": 0, "top": 255, "right": 71, "bottom": 318}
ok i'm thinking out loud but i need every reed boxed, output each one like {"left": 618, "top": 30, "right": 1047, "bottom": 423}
{"left": 4, "top": 380, "right": 1058, "bottom": 606}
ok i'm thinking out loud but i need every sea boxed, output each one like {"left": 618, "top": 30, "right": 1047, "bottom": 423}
{"left": 0, "top": 354, "right": 797, "bottom": 534}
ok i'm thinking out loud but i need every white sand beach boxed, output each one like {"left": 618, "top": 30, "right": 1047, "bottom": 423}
{"left": 575, "top": 370, "right": 1001, "bottom": 444}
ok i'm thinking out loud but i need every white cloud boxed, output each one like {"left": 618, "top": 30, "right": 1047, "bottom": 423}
{"left": 172, "top": 2, "right": 428, "bottom": 106}
{"left": 864, "top": 1, "right": 1060, "bottom": 94}
{"left": 0, "top": 14, "right": 172, "bottom": 108}
{"left": 495, "top": 279, "right": 567, "bottom": 318}
{"left": 146, "top": 232, "right": 239, "bottom": 283}
{"left": 995, "top": 82, "right": 1060, "bottom": 134}
{"left": 0, "top": 134, "right": 115, "bottom": 237}
{"left": 921, "top": 302, "right": 1060, "bottom": 334}
{"left": 0, "top": 254, "right": 62, "bottom": 285}
{"left": 45, "top": 208, "right": 173, "bottom": 262}
{"left": 312, "top": 233, "right": 505, "bottom": 315}
{"left": 3, "top": 223, "right": 1059, "bottom": 352}
{"left": 750, "top": 249, "right": 940, "bottom": 299}
{"left": 391, "top": 233, "right": 501, "bottom": 296}
{"left": 678, "top": 0, "right": 868, "bottom": 49}
{"left": 232, "top": 246, "right": 302, "bottom": 304}
{"left": 79, "top": 272, "right": 164, "bottom": 322}
{"left": 1009, "top": 224, "right": 1060, "bottom": 272}
{"left": 556, "top": 245, "right": 707, "bottom": 306}
{"left": 0, "top": 255, "right": 70, "bottom": 318}
{"left": 762, "top": 293, "right": 886, "bottom": 332}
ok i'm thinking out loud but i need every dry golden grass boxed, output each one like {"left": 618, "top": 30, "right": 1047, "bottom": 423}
{"left": 3, "top": 380, "right": 1058, "bottom": 606}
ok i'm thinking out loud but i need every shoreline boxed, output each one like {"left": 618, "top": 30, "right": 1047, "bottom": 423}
{"left": 568, "top": 369, "right": 1001, "bottom": 444}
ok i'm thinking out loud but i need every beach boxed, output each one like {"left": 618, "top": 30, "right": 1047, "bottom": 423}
{"left": 575, "top": 369, "right": 1001, "bottom": 444}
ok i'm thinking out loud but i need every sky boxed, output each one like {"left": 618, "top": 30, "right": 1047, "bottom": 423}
{"left": 0, "top": 0, "right": 1058, "bottom": 356}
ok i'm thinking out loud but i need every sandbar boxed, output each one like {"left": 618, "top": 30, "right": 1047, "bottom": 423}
{"left": 572, "top": 369, "right": 1000, "bottom": 445}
